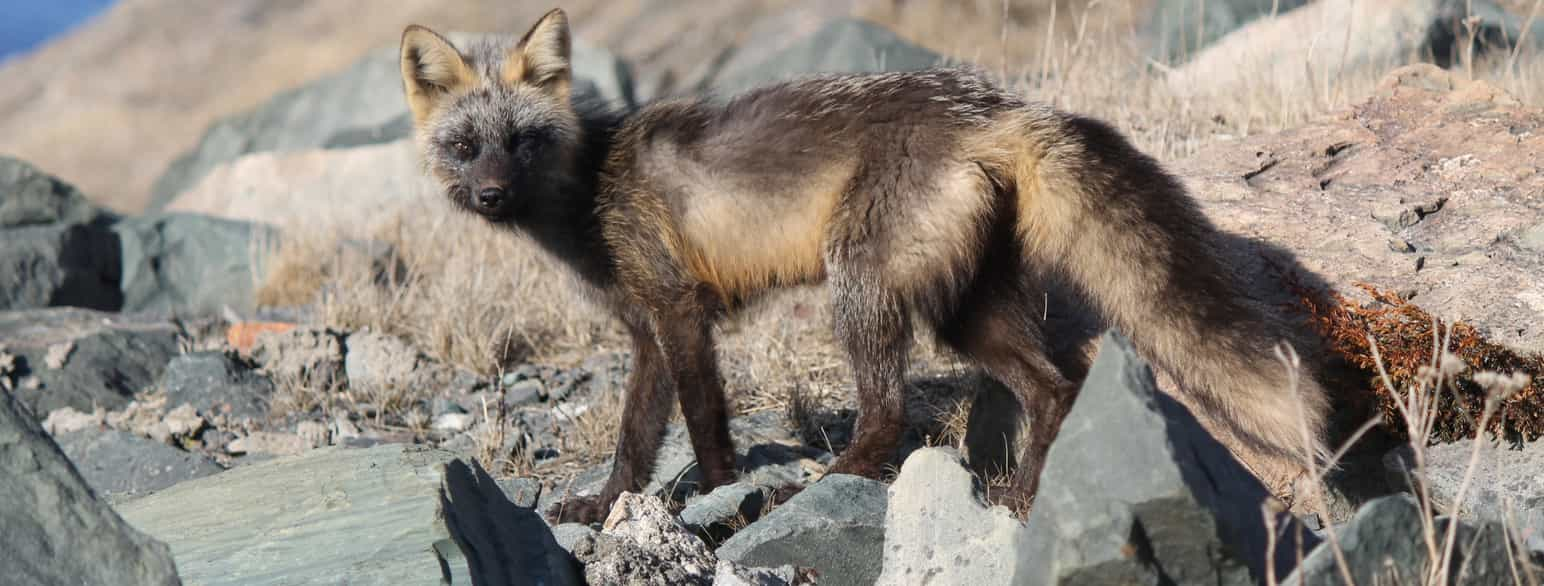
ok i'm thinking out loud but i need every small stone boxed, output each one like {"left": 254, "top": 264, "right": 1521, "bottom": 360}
{"left": 1388, "top": 237, "right": 1415, "bottom": 253}
{"left": 161, "top": 404, "right": 206, "bottom": 440}
{"left": 42, "top": 406, "right": 105, "bottom": 435}
{"left": 713, "top": 560, "right": 798, "bottom": 586}
{"left": 44, "top": 341, "right": 73, "bottom": 369}
{"left": 505, "top": 379, "right": 544, "bottom": 406}
{"left": 433, "top": 412, "right": 474, "bottom": 433}
{"left": 228, "top": 431, "right": 309, "bottom": 457}
{"left": 431, "top": 397, "right": 467, "bottom": 416}
{"left": 1414, "top": 256, "right": 1426, "bottom": 272}
{"left": 680, "top": 482, "right": 767, "bottom": 536}
{"left": 331, "top": 415, "right": 361, "bottom": 443}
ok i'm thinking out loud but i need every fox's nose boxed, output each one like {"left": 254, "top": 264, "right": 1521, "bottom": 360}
{"left": 477, "top": 187, "right": 506, "bottom": 210}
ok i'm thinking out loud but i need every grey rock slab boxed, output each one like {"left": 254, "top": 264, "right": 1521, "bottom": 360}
{"left": 0, "top": 221, "right": 122, "bottom": 311}
{"left": 0, "top": 154, "right": 112, "bottom": 228}
{"left": 878, "top": 447, "right": 1029, "bottom": 585}
{"left": 715, "top": 474, "right": 886, "bottom": 586}
{"left": 117, "top": 444, "right": 560, "bottom": 585}
{"left": 1283, "top": 493, "right": 1524, "bottom": 585}
{"left": 1018, "top": 330, "right": 1317, "bottom": 585}
{"left": 708, "top": 18, "right": 948, "bottom": 97}
{"left": 55, "top": 428, "right": 224, "bottom": 501}
{"left": 1, "top": 382, "right": 182, "bottom": 585}
{"left": 112, "top": 212, "right": 275, "bottom": 317}
{"left": 159, "top": 351, "right": 275, "bottom": 421}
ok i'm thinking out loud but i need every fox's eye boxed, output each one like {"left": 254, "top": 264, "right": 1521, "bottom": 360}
{"left": 452, "top": 140, "right": 476, "bottom": 161}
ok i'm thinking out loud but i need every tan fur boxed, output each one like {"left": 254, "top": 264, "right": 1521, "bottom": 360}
{"left": 399, "top": 26, "right": 479, "bottom": 127}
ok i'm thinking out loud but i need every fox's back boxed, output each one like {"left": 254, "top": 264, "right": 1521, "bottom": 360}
{"left": 601, "top": 67, "right": 1036, "bottom": 305}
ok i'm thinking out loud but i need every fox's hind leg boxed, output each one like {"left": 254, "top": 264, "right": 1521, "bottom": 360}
{"left": 822, "top": 263, "right": 914, "bottom": 480}
{"left": 934, "top": 275, "right": 1081, "bottom": 515}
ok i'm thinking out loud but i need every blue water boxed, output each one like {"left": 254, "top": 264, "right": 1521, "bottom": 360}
{"left": 0, "top": 0, "right": 119, "bottom": 62}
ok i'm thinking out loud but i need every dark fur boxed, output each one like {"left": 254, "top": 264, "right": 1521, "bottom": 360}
{"left": 400, "top": 9, "right": 1333, "bottom": 524}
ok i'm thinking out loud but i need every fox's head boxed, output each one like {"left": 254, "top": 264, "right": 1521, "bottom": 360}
{"left": 400, "top": 9, "right": 581, "bottom": 223}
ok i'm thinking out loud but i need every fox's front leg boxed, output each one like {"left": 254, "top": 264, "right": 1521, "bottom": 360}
{"left": 654, "top": 285, "right": 738, "bottom": 495}
{"left": 546, "top": 318, "right": 675, "bottom": 524}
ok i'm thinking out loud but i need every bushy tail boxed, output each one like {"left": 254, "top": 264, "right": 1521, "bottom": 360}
{"left": 992, "top": 108, "right": 1332, "bottom": 494}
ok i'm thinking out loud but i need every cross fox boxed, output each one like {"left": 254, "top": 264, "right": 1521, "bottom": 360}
{"left": 399, "top": 8, "right": 1332, "bottom": 524}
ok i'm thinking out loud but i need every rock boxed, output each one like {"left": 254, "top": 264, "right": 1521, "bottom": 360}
{"left": 223, "top": 321, "right": 295, "bottom": 354}
{"left": 1142, "top": 0, "right": 1311, "bottom": 63}
{"left": 159, "top": 351, "right": 274, "bottom": 421}
{"left": 1385, "top": 438, "right": 1544, "bottom": 552}
{"left": 118, "top": 444, "right": 557, "bottom": 585}
{"left": 1517, "top": 222, "right": 1544, "bottom": 253}
{"left": 0, "top": 380, "right": 182, "bottom": 585}
{"left": 0, "top": 222, "right": 122, "bottom": 311}
{"left": 0, "top": 310, "right": 181, "bottom": 418}
{"left": 504, "top": 379, "right": 544, "bottom": 407}
{"left": 0, "top": 155, "right": 111, "bottom": 228}
{"left": 712, "top": 560, "right": 800, "bottom": 586}
{"left": 149, "top": 38, "right": 634, "bottom": 211}
{"left": 343, "top": 330, "right": 453, "bottom": 395}
{"left": 1283, "top": 494, "right": 1522, "bottom": 585}
{"left": 249, "top": 325, "right": 345, "bottom": 389}
{"left": 227, "top": 431, "right": 309, "bottom": 457}
{"left": 708, "top": 18, "right": 946, "bottom": 97}
{"left": 1165, "top": 0, "right": 1544, "bottom": 99}
{"left": 551, "top": 523, "right": 600, "bottom": 557}
{"left": 716, "top": 474, "right": 887, "bottom": 586}
{"left": 878, "top": 447, "right": 1029, "bottom": 585}
{"left": 438, "top": 459, "right": 582, "bottom": 586}
{"left": 433, "top": 412, "right": 474, "bottom": 433}
{"left": 681, "top": 482, "right": 768, "bottom": 537}
{"left": 42, "top": 406, "right": 105, "bottom": 435}
{"left": 112, "top": 212, "right": 275, "bottom": 316}
{"left": 576, "top": 492, "right": 717, "bottom": 586}
{"left": 1019, "top": 330, "right": 1314, "bottom": 585}
{"left": 1172, "top": 63, "right": 1544, "bottom": 352}
{"left": 54, "top": 429, "right": 223, "bottom": 501}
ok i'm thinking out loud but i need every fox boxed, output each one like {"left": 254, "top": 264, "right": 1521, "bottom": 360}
{"left": 398, "top": 8, "right": 1333, "bottom": 525}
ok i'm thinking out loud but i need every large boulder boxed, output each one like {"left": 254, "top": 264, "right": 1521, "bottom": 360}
{"left": 1142, "top": 0, "right": 1312, "bottom": 64}
{"left": 0, "top": 381, "right": 182, "bottom": 585}
{"left": 0, "top": 307, "right": 182, "bottom": 418}
{"left": 55, "top": 429, "right": 224, "bottom": 501}
{"left": 0, "top": 222, "right": 121, "bottom": 311}
{"left": 1164, "top": 0, "right": 1544, "bottom": 98}
{"left": 878, "top": 447, "right": 1029, "bottom": 585}
{"left": 112, "top": 212, "right": 276, "bottom": 316}
{"left": 116, "top": 444, "right": 573, "bottom": 585}
{"left": 1172, "top": 63, "right": 1544, "bottom": 353}
{"left": 0, "top": 155, "right": 112, "bottom": 228}
{"left": 1018, "top": 330, "right": 1315, "bottom": 585}
{"left": 1283, "top": 494, "right": 1521, "bottom": 585}
{"left": 715, "top": 474, "right": 887, "bottom": 586}
{"left": 148, "top": 38, "right": 635, "bottom": 211}
{"left": 706, "top": 17, "right": 948, "bottom": 97}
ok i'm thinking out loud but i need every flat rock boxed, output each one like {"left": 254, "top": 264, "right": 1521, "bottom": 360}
{"left": 0, "top": 222, "right": 121, "bottom": 311}
{"left": 117, "top": 444, "right": 556, "bottom": 585}
{"left": 0, "top": 309, "right": 181, "bottom": 418}
{"left": 1018, "top": 330, "right": 1313, "bottom": 585}
{"left": 112, "top": 212, "right": 275, "bottom": 317}
{"left": 159, "top": 351, "right": 274, "bottom": 421}
{"left": 1, "top": 381, "right": 182, "bottom": 585}
{"left": 1173, "top": 63, "right": 1544, "bottom": 352}
{"left": 0, "top": 154, "right": 111, "bottom": 228}
{"left": 878, "top": 447, "right": 1029, "bottom": 585}
{"left": 55, "top": 428, "right": 224, "bottom": 501}
{"left": 715, "top": 474, "right": 886, "bottom": 586}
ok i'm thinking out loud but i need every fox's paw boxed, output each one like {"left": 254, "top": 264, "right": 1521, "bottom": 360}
{"left": 544, "top": 494, "right": 613, "bottom": 526}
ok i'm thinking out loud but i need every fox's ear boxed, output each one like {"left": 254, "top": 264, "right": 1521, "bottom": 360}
{"left": 401, "top": 25, "right": 474, "bottom": 124}
{"left": 503, "top": 8, "right": 571, "bottom": 96}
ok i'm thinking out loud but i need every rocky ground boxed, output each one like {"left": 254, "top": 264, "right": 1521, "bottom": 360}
{"left": 5, "top": 1, "right": 1544, "bottom": 585}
